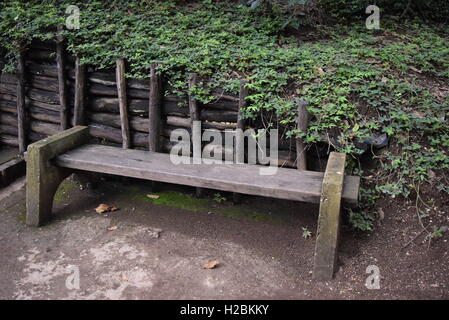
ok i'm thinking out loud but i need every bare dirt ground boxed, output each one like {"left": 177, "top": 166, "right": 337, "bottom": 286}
{"left": 0, "top": 176, "right": 448, "bottom": 300}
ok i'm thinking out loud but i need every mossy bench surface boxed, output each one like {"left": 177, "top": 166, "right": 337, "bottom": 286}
{"left": 55, "top": 144, "right": 360, "bottom": 206}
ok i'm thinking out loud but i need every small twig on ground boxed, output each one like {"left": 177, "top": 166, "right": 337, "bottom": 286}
{"left": 401, "top": 226, "right": 428, "bottom": 250}
{"left": 400, "top": 0, "right": 413, "bottom": 19}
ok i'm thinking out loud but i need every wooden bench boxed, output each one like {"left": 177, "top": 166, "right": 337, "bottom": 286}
{"left": 25, "top": 126, "right": 360, "bottom": 281}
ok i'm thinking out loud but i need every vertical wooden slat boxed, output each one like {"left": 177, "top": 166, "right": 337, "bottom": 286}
{"left": 235, "top": 80, "right": 248, "bottom": 164}
{"left": 73, "top": 57, "right": 86, "bottom": 126}
{"left": 188, "top": 73, "right": 203, "bottom": 198}
{"left": 233, "top": 79, "right": 249, "bottom": 204}
{"left": 116, "top": 58, "right": 130, "bottom": 149}
{"left": 56, "top": 25, "right": 68, "bottom": 130}
{"left": 16, "top": 51, "right": 27, "bottom": 154}
{"left": 236, "top": 80, "right": 248, "bottom": 132}
{"left": 188, "top": 73, "right": 200, "bottom": 122}
{"left": 148, "top": 63, "right": 161, "bottom": 152}
{"left": 296, "top": 101, "right": 309, "bottom": 171}
{"left": 188, "top": 73, "right": 201, "bottom": 159}
{"left": 73, "top": 57, "right": 91, "bottom": 188}
{"left": 148, "top": 63, "right": 162, "bottom": 192}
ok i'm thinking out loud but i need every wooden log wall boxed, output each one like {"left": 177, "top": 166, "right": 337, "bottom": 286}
{"left": 0, "top": 40, "right": 298, "bottom": 168}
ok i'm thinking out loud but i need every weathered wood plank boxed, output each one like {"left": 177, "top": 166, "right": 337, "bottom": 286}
{"left": 1, "top": 87, "right": 63, "bottom": 113}
{"left": 1, "top": 118, "right": 61, "bottom": 138}
{"left": 86, "top": 71, "right": 149, "bottom": 90}
{"left": 30, "top": 120, "right": 60, "bottom": 136}
{"left": 0, "top": 75, "right": 65, "bottom": 95}
{"left": 166, "top": 115, "right": 236, "bottom": 131}
{"left": 147, "top": 64, "right": 163, "bottom": 191}
{"left": 296, "top": 101, "right": 309, "bottom": 171}
{"left": 29, "top": 107, "right": 60, "bottom": 124}
{"left": 0, "top": 83, "right": 16, "bottom": 96}
{"left": 234, "top": 80, "right": 249, "bottom": 203}
{"left": 89, "top": 96, "right": 192, "bottom": 117}
{"left": 29, "top": 98, "right": 60, "bottom": 112}
{"left": 28, "top": 88, "right": 60, "bottom": 105}
{"left": 29, "top": 75, "right": 60, "bottom": 93}
{"left": 0, "top": 93, "right": 17, "bottom": 103}
{"left": 17, "top": 52, "right": 27, "bottom": 154}
{"left": 27, "top": 62, "right": 59, "bottom": 78}
{"left": 203, "top": 120, "right": 236, "bottom": 131}
{"left": 0, "top": 112, "right": 18, "bottom": 127}
{"left": 56, "top": 144, "right": 322, "bottom": 202}
{"left": 88, "top": 123, "right": 147, "bottom": 147}
{"left": 89, "top": 83, "right": 149, "bottom": 99}
{"left": 0, "top": 134, "right": 19, "bottom": 147}
{"left": 0, "top": 73, "right": 18, "bottom": 85}
{"left": 73, "top": 57, "right": 86, "bottom": 125}
{"left": 0, "top": 157, "right": 25, "bottom": 188}
{"left": 0, "top": 124, "right": 18, "bottom": 136}
{"left": 56, "top": 25, "right": 69, "bottom": 130}
{"left": 313, "top": 152, "right": 347, "bottom": 281}
{"left": 0, "top": 83, "right": 17, "bottom": 96}
{"left": 0, "top": 147, "right": 20, "bottom": 165}
{"left": 166, "top": 115, "right": 190, "bottom": 128}
{"left": 201, "top": 109, "right": 238, "bottom": 122}
{"left": 55, "top": 144, "right": 360, "bottom": 205}
{"left": 86, "top": 71, "right": 238, "bottom": 103}
{"left": 116, "top": 59, "right": 131, "bottom": 148}
{"left": 0, "top": 102, "right": 17, "bottom": 114}
{"left": 188, "top": 73, "right": 203, "bottom": 197}
{"left": 204, "top": 99, "right": 238, "bottom": 111}
{"left": 188, "top": 73, "right": 200, "bottom": 123}
{"left": 148, "top": 64, "right": 162, "bottom": 152}
{"left": 88, "top": 112, "right": 148, "bottom": 132}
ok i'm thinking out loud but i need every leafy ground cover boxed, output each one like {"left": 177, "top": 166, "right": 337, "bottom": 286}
{"left": 1, "top": 0, "right": 448, "bottom": 236}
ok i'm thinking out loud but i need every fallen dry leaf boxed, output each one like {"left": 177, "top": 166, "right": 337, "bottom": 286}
{"left": 413, "top": 111, "right": 426, "bottom": 119}
{"left": 107, "top": 226, "right": 118, "bottom": 231}
{"left": 95, "top": 204, "right": 110, "bottom": 214}
{"left": 147, "top": 194, "right": 160, "bottom": 200}
{"left": 315, "top": 67, "right": 325, "bottom": 74}
{"left": 95, "top": 204, "right": 119, "bottom": 214}
{"left": 378, "top": 208, "right": 385, "bottom": 221}
{"left": 203, "top": 260, "right": 220, "bottom": 269}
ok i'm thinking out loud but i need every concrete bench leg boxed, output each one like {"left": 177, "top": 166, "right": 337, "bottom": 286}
{"left": 313, "top": 152, "right": 346, "bottom": 281}
{"left": 26, "top": 126, "right": 90, "bottom": 227}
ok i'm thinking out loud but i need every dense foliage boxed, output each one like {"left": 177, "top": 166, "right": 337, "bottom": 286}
{"left": 250, "top": 0, "right": 449, "bottom": 24}
{"left": 0, "top": 0, "right": 448, "bottom": 233}
{"left": 319, "top": 0, "right": 449, "bottom": 22}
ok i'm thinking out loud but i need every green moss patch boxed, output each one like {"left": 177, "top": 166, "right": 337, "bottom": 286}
{"left": 54, "top": 180, "right": 77, "bottom": 203}
{"left": 135, "top": 191, "right": 210, "bottom": 212}
{"left": 135, "top": 190, "right": 278, "bottom": 222}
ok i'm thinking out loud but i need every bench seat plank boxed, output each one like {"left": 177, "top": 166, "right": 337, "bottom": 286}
{"left": 55, "top": 144, "right": 360, "bottom": 205}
